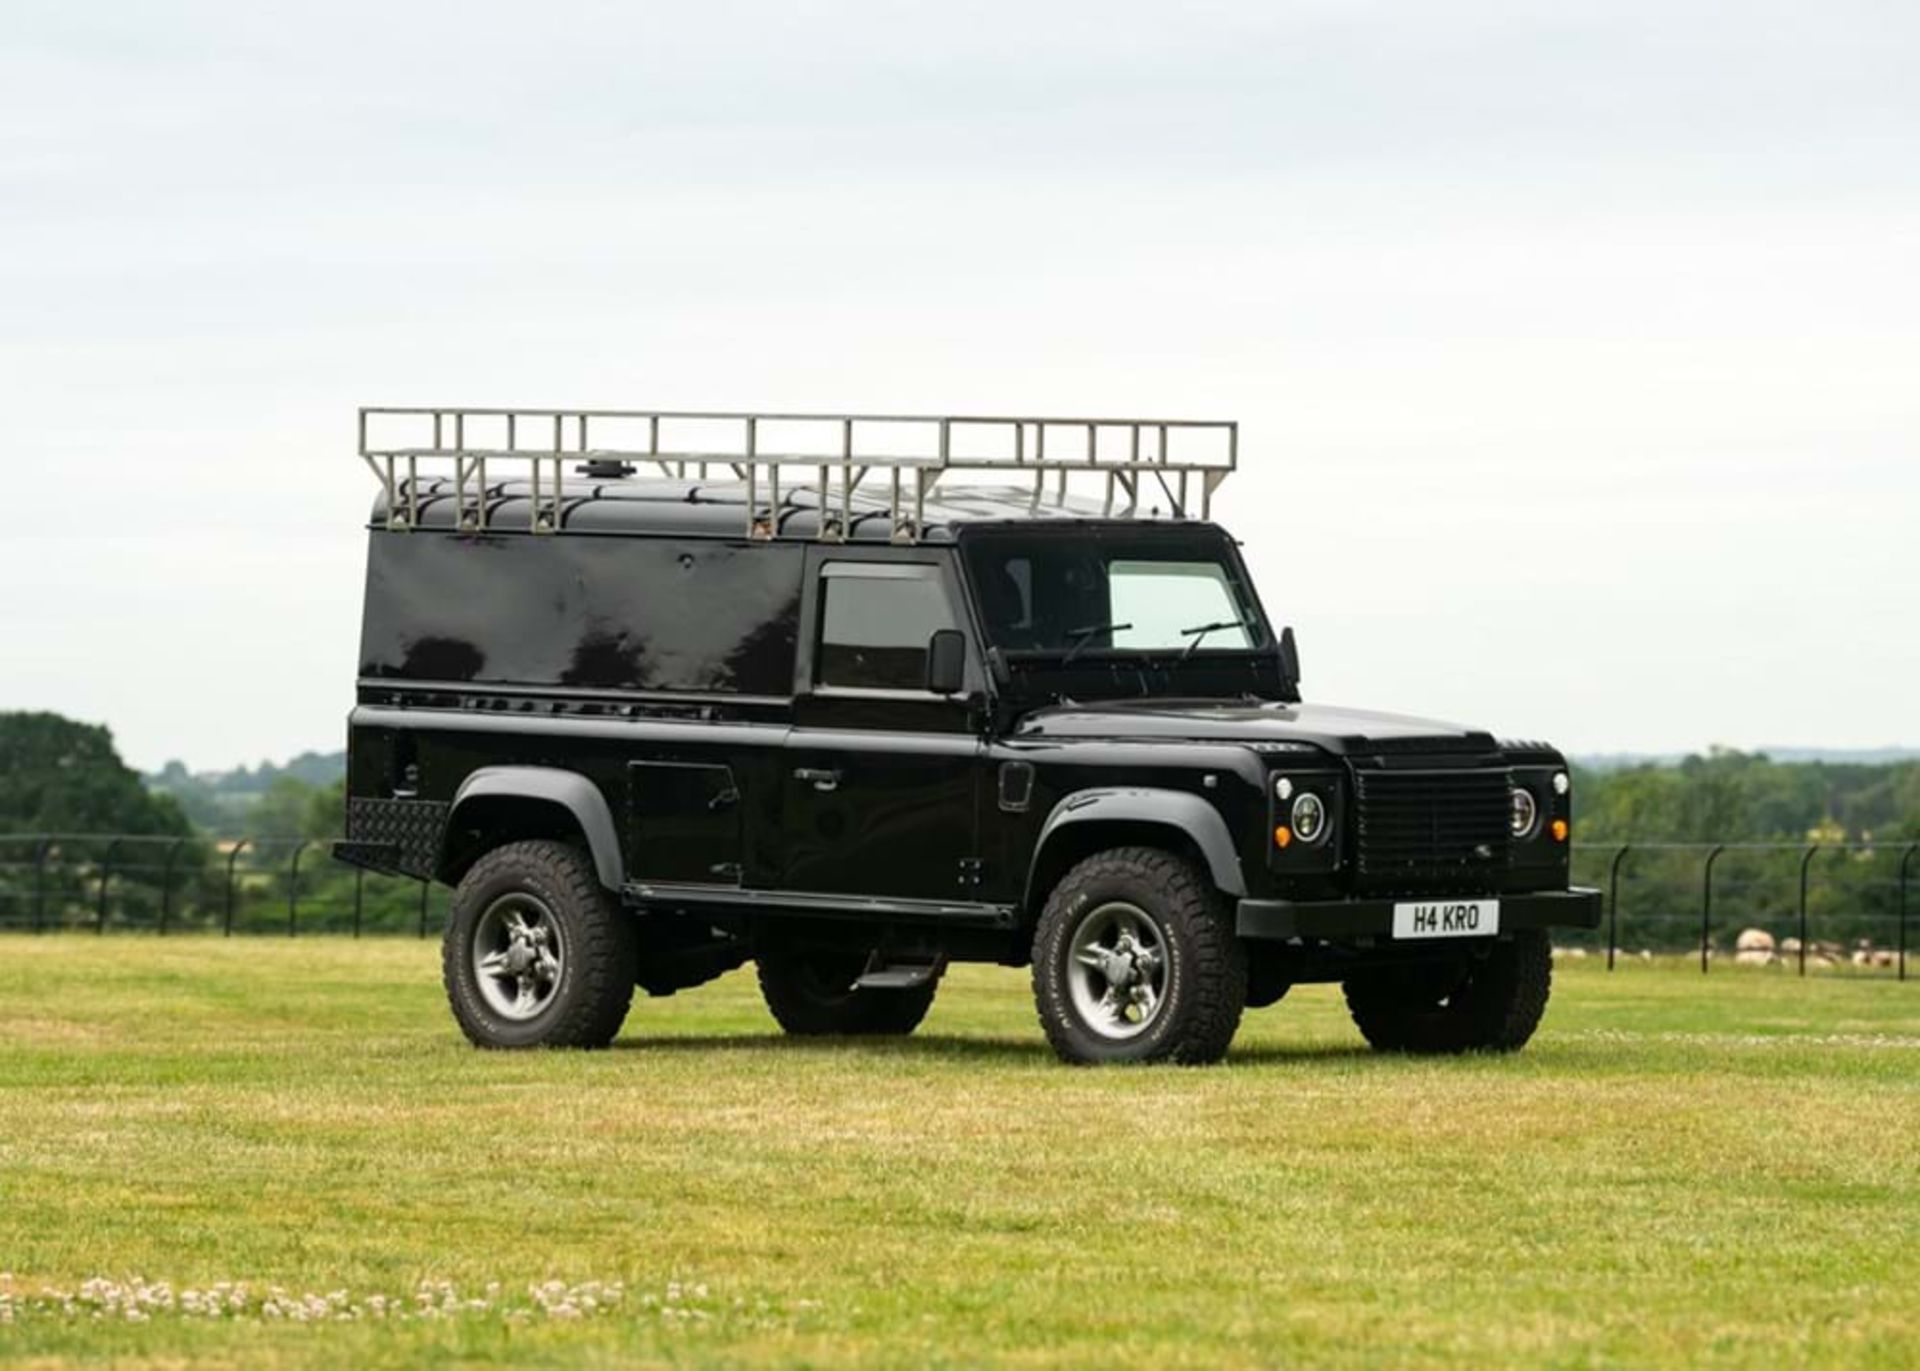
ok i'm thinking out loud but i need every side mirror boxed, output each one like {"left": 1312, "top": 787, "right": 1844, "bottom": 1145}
{"left": 926, "top": 628, "right": 967, "bottom": 694}
{"left": 1279, "top": 626, "right": 1301, "bottom": 688}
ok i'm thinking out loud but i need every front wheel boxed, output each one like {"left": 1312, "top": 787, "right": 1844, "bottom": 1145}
{"left": 1031, "top": 847, "right": 1247, "bottom": 1065}
{"left": 1343, "top": 929, "right": 1552, "bottom": 1054}
{"left": 442, "top": 840, "right": 637, "bottom": 1049}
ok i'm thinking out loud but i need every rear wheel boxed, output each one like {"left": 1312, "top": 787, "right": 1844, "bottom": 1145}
{"left": 1031, "top": 847, "right": 1246, "bottom": 1065}
{"left": 442, "top": 840, "right": 636, "bottom": 1049}
{"left": 1342, "top": 930, "right": 1552, "bottom": 1054}
{"left": 756, "top": 947, "right": 939, "bottom": 1036}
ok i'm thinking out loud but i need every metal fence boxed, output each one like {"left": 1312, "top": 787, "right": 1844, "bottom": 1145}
{"left": 1563, "top": 841, "right": 1913, "bottom": 979}
{"left": 0, "top": 834, "right": 445, "bottom": 939}
{"left": 0, "top": 833, "right": 1912, "bottom": 978}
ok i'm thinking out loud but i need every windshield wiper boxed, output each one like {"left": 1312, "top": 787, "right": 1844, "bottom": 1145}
{"left": 1178, "top": 618, "right": 1249, "bottom": 661}
{"left": 1062, "top": 621, "right": 1133, "bottom": 665}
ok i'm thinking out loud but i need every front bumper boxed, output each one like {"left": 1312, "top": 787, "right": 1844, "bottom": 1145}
{"left": 1236, "top": 886, "right": 1602, "bottom": 942}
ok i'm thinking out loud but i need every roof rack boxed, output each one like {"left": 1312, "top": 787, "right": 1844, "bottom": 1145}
{"left": 358, "top": 406, "right": 1238, "bottom": 543}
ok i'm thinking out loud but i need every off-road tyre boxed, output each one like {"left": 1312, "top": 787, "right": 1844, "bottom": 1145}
{"left": 1342, "top": 929, "right": 1552, "bottom": 1055}
{"left": 442, "top": 840, "right": 637, "bottom": 1049}
{"left": 756, "top": 948, "right": 940, "bottom": 1036}
{"left": 1031, "top": 846, "right": 1247, "bottom": 1065}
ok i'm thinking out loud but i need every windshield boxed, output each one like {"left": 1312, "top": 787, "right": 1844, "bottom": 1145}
{"left": 962, "top": 533, "right": 1267, "bottom": 657}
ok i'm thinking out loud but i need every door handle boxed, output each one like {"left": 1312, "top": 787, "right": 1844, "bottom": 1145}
{"left": 793, "top": 767, "right": 841, "bottom": 792}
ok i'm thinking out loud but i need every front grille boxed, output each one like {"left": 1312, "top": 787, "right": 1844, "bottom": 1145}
{"left": 1353, "top": 768, "right": 1510, "bottom": 892}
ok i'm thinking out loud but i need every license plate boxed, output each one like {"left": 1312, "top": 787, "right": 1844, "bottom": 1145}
{"left": 1392, "top": 899, "right": 1500, "bottom": 940}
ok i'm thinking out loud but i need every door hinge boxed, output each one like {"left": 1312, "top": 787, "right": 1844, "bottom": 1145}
{"left": 957, "top": 856, "right": 984, "bottom": 890}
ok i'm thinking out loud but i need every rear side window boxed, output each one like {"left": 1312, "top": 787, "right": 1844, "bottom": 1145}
{"left": 817, "top": 564, "right": 955, "bottom": 690}
{"left": 359, "top": 535, "right": 802, "bottom": 695}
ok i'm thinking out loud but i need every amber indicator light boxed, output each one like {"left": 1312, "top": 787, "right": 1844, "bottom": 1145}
{"left": 1273, "top": 825, "right": 1293, "bottom": 849}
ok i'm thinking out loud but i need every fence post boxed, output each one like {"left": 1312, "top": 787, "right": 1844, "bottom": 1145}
{"left": 158, "top": 837, "right": 187, "bottom": 936}
{"left": 224, "top": 839, "right": 250, "bottom": 937}
{"left": 287, "top": 840, "right": 310, "bottom": 937}
{"left": 32, "top": 838, "right": 51, "bottom": 933}
{"left": 1797, "top": 844, "right": 1819, "bottom": 977}
{"left": 353, "top": 866, "right": 365, "bottom": 940}
{"left": 1607, "top": 844, "right": 1631, "bottom": 971}
{"left": 1701, "top": 845, "right": 1726, "bottom": 974}
{"left": 1900, "top": 843, "right": 1917, "bottom": 984}
{"left": 418, "top": 878, "right": 431, "bottom": 938}
{"left": 96, "top": 838, "right": 122, "bottom": 934}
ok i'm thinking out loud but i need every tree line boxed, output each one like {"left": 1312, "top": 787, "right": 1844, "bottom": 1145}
{"left": 0, "top": 713, "right": 403, "bottom": 934}
{"left": 1572, "top": 748, "right": 1920, "bottom": 845}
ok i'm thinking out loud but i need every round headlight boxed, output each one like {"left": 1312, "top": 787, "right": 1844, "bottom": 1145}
{"left": 1509, "top": 786, "right": 1539, "bottom": 838}
{"left": 1291, "top": 790, "right": 1328, "bottom": 844}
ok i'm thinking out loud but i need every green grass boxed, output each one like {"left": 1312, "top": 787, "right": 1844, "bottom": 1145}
{"left": 0, "top": 940, "right": 1915, "bottom": 1369}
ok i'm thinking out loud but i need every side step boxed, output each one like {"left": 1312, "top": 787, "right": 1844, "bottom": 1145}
{"left": 855, "top": 954, "right": 946, "bottom": 991}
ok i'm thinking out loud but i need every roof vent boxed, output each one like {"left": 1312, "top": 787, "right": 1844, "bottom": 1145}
{"left": 577, "top": 459, "right": 636, "bottom": 479}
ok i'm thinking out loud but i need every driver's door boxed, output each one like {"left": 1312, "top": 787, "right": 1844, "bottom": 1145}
{"left": 782, "top": 551, "right": 983, "bottom": 902}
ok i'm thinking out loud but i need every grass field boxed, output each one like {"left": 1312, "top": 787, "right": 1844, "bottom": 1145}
{"left": 0, "top": 939, "right": 1915, "bottom": 1369}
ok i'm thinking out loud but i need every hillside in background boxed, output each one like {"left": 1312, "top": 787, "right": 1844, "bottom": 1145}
{"left": 1576, "top": 747, "right": 1920, "bottom": 770}
{"left": 146, "top": 750, "right": 346, "bottom": 835}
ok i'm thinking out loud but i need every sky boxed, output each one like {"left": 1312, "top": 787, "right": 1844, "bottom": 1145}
{"left": 2, "top": 1, "right": 1916, "bottom": 771}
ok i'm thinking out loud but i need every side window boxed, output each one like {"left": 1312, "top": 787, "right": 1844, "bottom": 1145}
{"left": 817, "top": 564, "right": 956, "bottom": 691}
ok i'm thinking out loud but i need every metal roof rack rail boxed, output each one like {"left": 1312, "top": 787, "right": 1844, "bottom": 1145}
{"left": 358, "top": 406, "right": 1238, "bottom": 543}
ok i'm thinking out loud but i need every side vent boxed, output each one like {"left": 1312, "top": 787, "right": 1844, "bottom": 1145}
{"left": 998, "top": 761, "right": 1036, "bottom": 813}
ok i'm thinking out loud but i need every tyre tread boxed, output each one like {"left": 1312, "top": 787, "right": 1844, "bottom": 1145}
{"left": 442, "top": 840, "right": 636, "bottom": 1049}
{"left": 1031, "top": 845, "right": 1246, "bottom": 1065}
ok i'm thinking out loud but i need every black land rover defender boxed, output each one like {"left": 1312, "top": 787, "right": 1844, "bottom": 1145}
{"left": 335, "top": 407, "right": 1599, "bottom": 1065}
